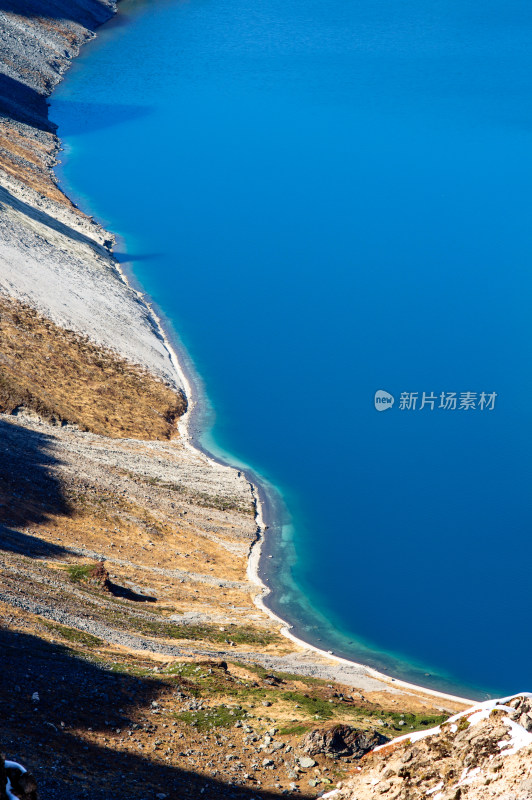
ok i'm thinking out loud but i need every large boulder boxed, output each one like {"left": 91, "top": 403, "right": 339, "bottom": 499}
{"left": 302, "top": 724, "right": 389, "bottom": 759}
{"left": 507, "top": 695, "right": 532, "bottom": 732}
{"left": 86, "top": 560, "right": 111, "bottom": 591}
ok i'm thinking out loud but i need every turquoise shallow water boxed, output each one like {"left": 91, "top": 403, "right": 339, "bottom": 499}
{"left": 52, "top": 0, "right": 532, "bottom": 698}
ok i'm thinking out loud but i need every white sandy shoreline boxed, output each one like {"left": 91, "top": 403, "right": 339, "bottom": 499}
{"left": 45, "top": 3, "right": 476, "bottom": 710}
{"left": 243, "top": 482, "right": 474, "bottom": 706}
{"left": 119, "top": 277, "right": 474, "bottom": 707}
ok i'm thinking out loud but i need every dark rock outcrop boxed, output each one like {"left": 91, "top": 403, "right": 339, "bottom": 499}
{"left": 86, "top": 560, "right": 111, "bottom": 591}
{"left": 302, "top": 724, "right": 390, "bottom": 759}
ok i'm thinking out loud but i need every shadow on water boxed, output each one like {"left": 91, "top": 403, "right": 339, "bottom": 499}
{"left": 0, "top": 6, "right": 149, "bottom": 134}
{"left": 0, "top": 419, "right": 70, "bottom": 558}
{"left": 114, "top": 251, "right": 163, "bottom": 263}
{"left": 0, "top": 628, "right": 309, "bottom": 800}
{"left": 52, "top": 100, "right": 152, "bottom": 136}
{"left": 0, "top": 0, "right": 113, "bottom": 27}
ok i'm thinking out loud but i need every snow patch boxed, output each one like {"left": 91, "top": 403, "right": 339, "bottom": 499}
{"left": 6, "top": 778, "right": 18, "bottom": 800}
{"left": 4, "top": 762, "right": 27, "bottom": 800}
{"left": 499, "top": 717, "right": 532, "bottom": 755}
{"left": 4, "top": 762, "right": 26, "bottom": 774}
{"left": 375, "top": 692, "right": 532, "bottom": 752}
{"left": 457, "top": 766, "right": 481, "bottom": 786}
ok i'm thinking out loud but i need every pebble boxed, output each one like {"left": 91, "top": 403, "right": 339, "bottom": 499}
{"left": 287, "top": 769, "right": 298, "bottom": 779}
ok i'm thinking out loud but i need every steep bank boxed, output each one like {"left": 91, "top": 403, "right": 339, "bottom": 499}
{"left": 0, "top": 0, "right": 184, "bottom": 393}
{"left": 0, "top": 2, "right": 526, "bottom": 799}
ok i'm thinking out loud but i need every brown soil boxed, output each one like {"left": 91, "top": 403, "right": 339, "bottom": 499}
{"left": 0, "top": 603, "right": 452, "bottom": 800}
{"left": 0, "top": 295, "right": 186, "bottom": 438}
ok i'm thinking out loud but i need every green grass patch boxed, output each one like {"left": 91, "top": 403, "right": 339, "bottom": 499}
{"left": 131, "top": 620, "right": 279, "bottom": 646}
{"left": 163, "top": 662, "right": 206, "bottom": 677}
{"left": 456, "top": 715, "right": 470, "bottom": 732}
{"left": 361, "top": 707, "right": 448, "bottom": 733}
{"left": 283, "top": 691, "right": 335, "bottom": 720}
{"left": 77, "top": 650, "right": 449, "bottom": 742}
{"left": 177, "top": 704, "right": 246, "bottom": 731}
{"left": 66, "top": 564, "right": 95, "bottom": 583}
{"left": 232, "top": 663, "right": 326, "bottom": 686}
{"left": 278, "top": 722, "right": 314, "bottom": 736}
{"left": 43, "top": 621, "right": 104, "bottom": 648}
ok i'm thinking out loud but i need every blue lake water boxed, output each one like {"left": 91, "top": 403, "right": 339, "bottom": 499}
{"left": 52, "top": 0, "right": 532, "bottom": 698}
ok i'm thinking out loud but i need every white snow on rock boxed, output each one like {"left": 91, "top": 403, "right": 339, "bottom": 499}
{"left": 321, "top": 693, "right": 532, "bottom": 800}
{"left": 4, "top": 761, "right": 27, "bottom": 800}
{"left": 373, "top": 692, "right": 532, "bottom": 755}
{"left": 4, "top": 761, "right": 26, "bottom": 774}
{"left": 500, "top": 716, "right": 532, "bottom": 755}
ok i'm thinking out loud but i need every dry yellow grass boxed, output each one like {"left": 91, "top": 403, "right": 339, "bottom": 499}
{"left": 0, "top": 295, "right": 186, "bottom": 438}
{"left": 0, "top": 121, "right": 74, "bottom": 208}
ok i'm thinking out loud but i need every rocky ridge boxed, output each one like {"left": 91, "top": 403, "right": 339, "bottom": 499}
{"left": 323, "top": 694, "right": 532, "bottom": 800}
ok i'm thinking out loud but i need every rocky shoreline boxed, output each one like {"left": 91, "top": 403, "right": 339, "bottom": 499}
{"left": 0, "top": 0, "right": 183, "bottom": 391}
{"left": 0, "top": 0, "right": 453, "bottom": 699}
